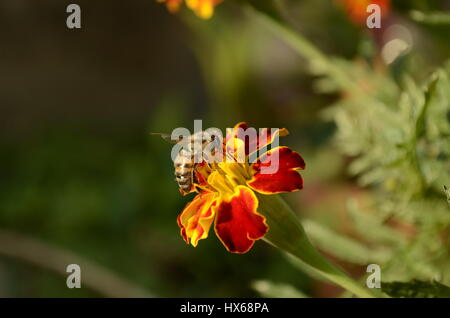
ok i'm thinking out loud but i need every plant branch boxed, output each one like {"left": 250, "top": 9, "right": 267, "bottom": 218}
{"left": 0, "top": 229, "right": 153, "bottom": 298}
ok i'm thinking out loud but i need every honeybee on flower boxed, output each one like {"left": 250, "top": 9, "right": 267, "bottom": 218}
{"left": 157, "top": 122, "right": 306, "bottom": 253}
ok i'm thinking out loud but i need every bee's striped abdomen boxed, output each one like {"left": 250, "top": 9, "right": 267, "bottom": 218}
{"left": 173, "top": 131, "right": 215, "bottom": 195}
{"left": 174, "top": 150, "right": 195, "bottom": 195}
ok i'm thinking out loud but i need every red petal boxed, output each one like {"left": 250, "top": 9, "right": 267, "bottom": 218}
{"left": 194, "top": 162, "right": 211, "bottom": 187}
{"left": 225, "top": 122, "right": 249, "bottom": 143}
{"left": 248, "top": 146, "right": 305, "bottom": 194}
{"left": 255, "top": 127, "right": 289, "bottom": 153}
{"left": 177, "top": 192, "right": 216, "bottom": 246}
{"left": 226, "top": 124, "right": 289, "bottom": 158}
{"left": 214, "top": 186, "right": 268, "bottom": 253}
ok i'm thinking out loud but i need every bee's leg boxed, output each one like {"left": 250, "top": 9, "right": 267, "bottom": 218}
{"left": 194, "top": 184, "right": 210, "bottom": 194}
{"left": 202, "top": 152, "right": 210, "bottom": 163}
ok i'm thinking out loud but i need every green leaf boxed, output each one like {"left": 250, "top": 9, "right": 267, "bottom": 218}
{"left": 410, "top": 10, "right": 450, "bottom": 25}
{"left": 382, "top": 280, "right": 450, "bottom": 298}
{"left": 445, "top": 185, "right": 450, "bottom": 206}
{"left": 347, "top": 200, "right": 407, "bottom": 246}
{"left": 303, "top": 219, "right": 389, "bottom": 265}
{"left": 415, "top": 75, "right": 439, "bottom": 140}
{"left": 257, "top": 193, "right": 375, "bottom": 298}
{"left": 251, "top": 280, "right": 307, "bottom": 298}
{"left": 243, "top": 0, "right": 283, "bottom": 22}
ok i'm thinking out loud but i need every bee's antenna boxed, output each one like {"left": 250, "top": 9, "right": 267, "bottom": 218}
{"left": 150, "top": 132, "right": 182, "bottom": 144}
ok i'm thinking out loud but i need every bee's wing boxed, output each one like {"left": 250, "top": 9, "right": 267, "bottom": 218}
{"left": 150, "top": 133, "right": 181, "bottom": 144}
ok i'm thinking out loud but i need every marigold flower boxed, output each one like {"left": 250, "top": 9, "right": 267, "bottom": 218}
{"left": 177, "top": 122, "right": 305, "bottom": 253}
{"left": 157, "top": 0, "right": 223, "bottom": 19}
{"left": 339, "top": 0, "right": 390, "bottom": 26}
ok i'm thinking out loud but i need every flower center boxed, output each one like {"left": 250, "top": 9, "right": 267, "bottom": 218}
{"left": 207, "top": 162, "right": 253, "bottom": 197}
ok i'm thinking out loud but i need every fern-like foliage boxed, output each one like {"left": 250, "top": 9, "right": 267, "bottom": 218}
{"left": 383, "top": 280, "right": 450, "bottom": 298}
{"left": 321, "top": 61, "right": 450, "bottom": 287}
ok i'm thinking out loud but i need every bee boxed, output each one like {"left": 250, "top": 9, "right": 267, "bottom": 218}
{"left": 152, "top": 131, "right": 220, "bottom": 195}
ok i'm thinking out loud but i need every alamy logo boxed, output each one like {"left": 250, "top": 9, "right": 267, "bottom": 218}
{"left": 166, "top": 120, "right": 281, "bottom": 175}
{"left": 366, "top": 4, "right": 382, "bottom": 29}
{"left": 366, "top": 264, "right": 381, "bottom": 288}
{"left": 66, "top": 4, "right": 81, "bottom": 29}
{"left": 66, "top": 264, "right": 81, "bottom": 288}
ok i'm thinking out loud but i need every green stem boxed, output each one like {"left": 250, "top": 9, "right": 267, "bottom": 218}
{"left": 410, "top": 75, "right": 439, "bottom": 194}
{"left": 245, "top": 1, "right": 362, "bottom": 95}
{"left": 257, "top": 193, "right": 375, "bottom": 298}
{"left": 246, "top": 0, "right": 392, "bottom": 124}
{"left": 244, "top": 1, "right": 375, "bottom": 297}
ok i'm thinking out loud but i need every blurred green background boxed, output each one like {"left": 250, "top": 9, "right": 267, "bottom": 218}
{"left": 0, "top": 0, "right": 449, "bottom": 297}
